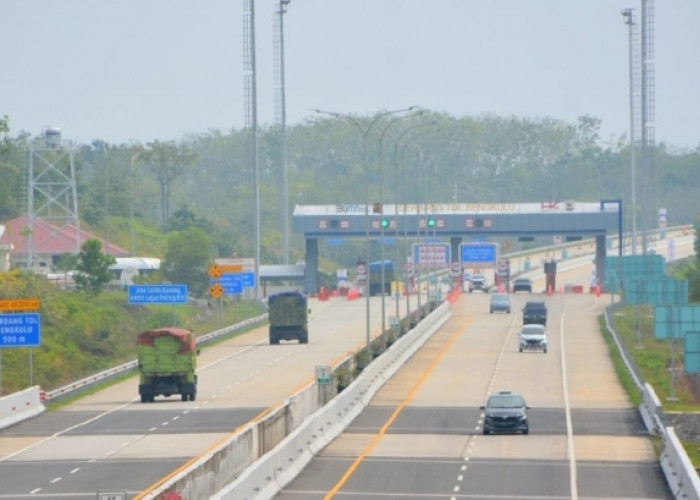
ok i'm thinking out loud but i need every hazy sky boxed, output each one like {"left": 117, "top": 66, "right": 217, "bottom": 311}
{"left": 3, "top": 1, "right": 699, "bottom": 149}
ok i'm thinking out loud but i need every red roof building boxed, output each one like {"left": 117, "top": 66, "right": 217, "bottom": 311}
{"left": 0, "top": 214, "right": 128, "bottom": 272}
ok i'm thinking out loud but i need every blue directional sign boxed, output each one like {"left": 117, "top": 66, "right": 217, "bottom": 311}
{"left": 217, "top": 274, "right": 243, "bottom": 295}
{"left": 0, "top": 313, "right": 41, "bottom": 347}
{"left": 240, "top": 272, "right": 255, "bottom": 287}
{"left": 460, "top": 243, "right": 497, "bottom": 264}
{"left": 128, "top": 285, "right": 188, "bottom": 304}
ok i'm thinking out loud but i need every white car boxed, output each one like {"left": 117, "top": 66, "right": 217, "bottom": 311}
{"left": 519, "top": 324, "right": 547, "bottom": 353}
{"left": 468, "top": 273, "right": 489, "bottom": 293}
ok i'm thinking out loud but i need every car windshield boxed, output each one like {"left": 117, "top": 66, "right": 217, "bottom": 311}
{"left": 488, "top": 395, "right": 524, "bottom": 408}
{"left": 492, "top": 294, "right": 508, "bottom": 301}
{"left": 521, "top": 325, "right": 545, "bottom": 335}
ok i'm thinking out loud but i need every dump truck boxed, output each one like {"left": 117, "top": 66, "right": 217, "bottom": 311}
{"left": 137, "top": 327, "right": 198, "bottom": 403}
{"left": 268, "top": 291, "right": 309, "bottom": 344}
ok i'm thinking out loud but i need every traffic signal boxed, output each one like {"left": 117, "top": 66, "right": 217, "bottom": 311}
{"left": 381, "top": 218, "right": 389, "bottom": 229}
{"left": 427, "top": 217, "right": 435, "bottom": 228}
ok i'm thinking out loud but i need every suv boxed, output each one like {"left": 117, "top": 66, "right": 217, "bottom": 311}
{"left": 480, "top": 390, "right": 530, "bottom": 435}
{"left": 519, "top": 324, "right": 547, "bottom": 353}
{"left": 512, "top": 277, "right": 532, "bottom": 293}
{"left": 469, "top": 274, "right": 489, "bottom": 293}
{"left": 490, "top": 293, "right": 511, "bottom": 314}
{"left": 522, "top": 301, "right": 547, "bottom": 326}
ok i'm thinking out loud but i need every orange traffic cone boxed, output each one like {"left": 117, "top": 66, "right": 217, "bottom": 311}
{"left": 595, "top": 284, "right": 600, "bottom": 297}
{"left": 547, "top": 284, "right": 552, "bottom": 297}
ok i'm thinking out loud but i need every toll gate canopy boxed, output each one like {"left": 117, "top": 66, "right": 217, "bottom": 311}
{"left": 292, "top": 200, "right": 622, "bottom": 294}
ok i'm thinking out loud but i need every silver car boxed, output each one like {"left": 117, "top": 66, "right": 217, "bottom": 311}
{"left": 490, "top": 293, "right": 511, "bottom": 314}
{"left": 519, "top": 324, "right": 547, "bottom": 353}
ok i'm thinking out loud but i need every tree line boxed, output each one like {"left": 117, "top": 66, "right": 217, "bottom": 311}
{"left": 1, "top": 111, "right": 699, "bottom": 282}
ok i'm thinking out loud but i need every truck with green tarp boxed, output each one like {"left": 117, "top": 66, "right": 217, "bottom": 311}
{"left": 268, "top": 291, "right": 309, "bottom": 344}
{"left": 137, "top": 327, "right": 198, "bottom": 402}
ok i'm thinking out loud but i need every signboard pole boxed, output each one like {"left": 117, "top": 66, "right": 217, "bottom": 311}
{"left": 218, "top": 296, "right": 223, "bottom": 330}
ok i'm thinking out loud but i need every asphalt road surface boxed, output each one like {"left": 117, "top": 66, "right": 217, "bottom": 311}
{"left": 0, "top": 293, "right": 411, "bottom": 499}
{"left": 274, "top": 248, "right": 693, "bottom": 500}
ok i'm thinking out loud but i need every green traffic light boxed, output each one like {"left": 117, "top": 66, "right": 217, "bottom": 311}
{"left": 427, "top": 218, "right": 435, "bottom": 227}
{"left": 381, "top": 218, "right": 389, "bottom": 228}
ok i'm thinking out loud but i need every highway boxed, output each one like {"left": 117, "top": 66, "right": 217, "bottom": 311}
{"left": 0, "top": 232, "right": 693, "bottom": 499}
{"left": 0, "top": 294, "right": 410, "bottom": 499}
{"left": 274, "top": 261, "right": 684, "bottom": 499}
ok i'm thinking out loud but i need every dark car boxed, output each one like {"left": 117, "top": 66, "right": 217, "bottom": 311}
{"left": 490, "top": 293, "right": 511, "bottom": 314}
{"left": 523, "top": 301, "right": 547, "bottom": 326}
{"left": 480, "top": 390, "right": 530, "bottom": 435}
{"left": 512, "top": 277, "right": 532, "bottom": 293}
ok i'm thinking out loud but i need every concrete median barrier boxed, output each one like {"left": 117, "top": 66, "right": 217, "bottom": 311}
{"left": 0, "top": 386, "right": 45, "bottom": 430}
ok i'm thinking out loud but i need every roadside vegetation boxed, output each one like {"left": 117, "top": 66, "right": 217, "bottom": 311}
{"left": 0, "top": 269, "right": 261, "bottom": 395}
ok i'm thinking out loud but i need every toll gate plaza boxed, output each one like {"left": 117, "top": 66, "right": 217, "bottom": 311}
{"left": 292, "top": 200, "right": 622, "bottom": 294}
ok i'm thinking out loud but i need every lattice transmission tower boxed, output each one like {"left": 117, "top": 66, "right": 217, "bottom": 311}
{"left": 622, "top": 8, "right": 642, "bottom": 254}
{"left": 243, "top": 0, "right": 260, "bottom": 298}
{"left": 640, "top": 0, "right": 655, "bottom": 254}
{"left": 26, "top": 127, "right": 80, "bottom": 269}
{"left": 274, "top": 0, "right": 291, "bottom": 264}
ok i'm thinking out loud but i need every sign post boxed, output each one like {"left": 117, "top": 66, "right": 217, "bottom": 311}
{"left": 316, "top": 365, "right": 332, "bottom": 405}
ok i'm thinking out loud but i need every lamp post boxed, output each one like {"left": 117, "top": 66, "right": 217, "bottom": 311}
{"left": 386, "top": 121, "right": 437, "bottom": 327}
{"left": 313, "top": 107, "right": 416, "bottom": 354}
{"left": 376, "top": 111, "right": 421, "bottom": 336}
{"left": 130, "top": 152, "right": 141, "bottom": 257}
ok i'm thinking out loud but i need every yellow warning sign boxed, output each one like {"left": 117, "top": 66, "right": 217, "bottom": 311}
{"left": 0, "top": 298, "right": 40, "bottom": 311}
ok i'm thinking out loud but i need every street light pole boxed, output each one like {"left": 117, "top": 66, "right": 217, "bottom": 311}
{"left": 313, "top": 107, "right": 417, "bottom": 354}
{"left": 376, "top": 112, "right": 420, "bottom": 337}
{"left": 130, "top": 152, "right": 141, "bottom": 257}
{"left": 388, "top": 121, "right": 437, "bottom": 326}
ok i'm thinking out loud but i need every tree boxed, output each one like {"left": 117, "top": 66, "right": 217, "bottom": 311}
{"left": 141, "top": 140, "right": 198, "bottom": 227}
{"left": 161, "top": 227, "right": 211, "bottom": 297}
{"left": 73, "top": 239, "right": 116, "bottom": 294}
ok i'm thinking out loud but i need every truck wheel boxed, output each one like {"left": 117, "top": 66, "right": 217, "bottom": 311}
{"left": 149, "top": 395, "right": 155, "bottom": 403}
{"left": 190, "top": 392, "right": 197, "bottom": 402}
{"left": 181, "top": 393, "right": 188, "bottom": 402}
{"left": 140, "top": 394, "right": 148, "bottom": 403}
{"left": 299, "top": 336, "right": 308, "bottom": 344}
